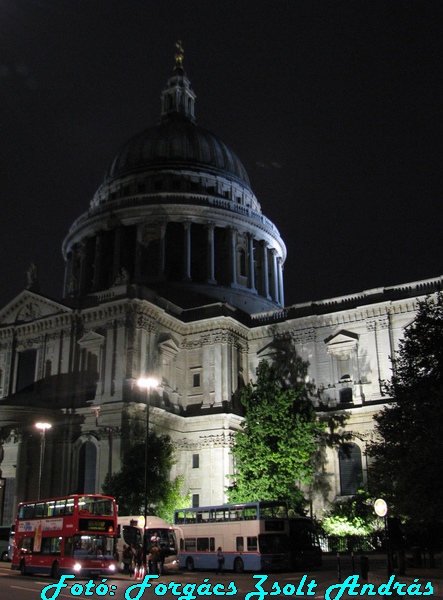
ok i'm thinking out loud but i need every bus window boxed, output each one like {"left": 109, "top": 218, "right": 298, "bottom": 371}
{"left": 236, "top": 537, "right": 244, "bottom": 552}
{"left": 247, "top": 536, "right": 258, "bottom": 551}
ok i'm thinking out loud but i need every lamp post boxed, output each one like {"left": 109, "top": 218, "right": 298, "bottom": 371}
{"left": 374, "top": 498, "right": 391, "bottom": 576}
{"left": 137, "top": 377, "right": 159, "bottom": 570}
{"left": 35, "top": 422, "right": 52, "bottom": 500}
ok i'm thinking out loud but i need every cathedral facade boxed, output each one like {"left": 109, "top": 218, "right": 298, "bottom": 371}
{"left": 0, "top": 48, "right": 440, "bottom": 525}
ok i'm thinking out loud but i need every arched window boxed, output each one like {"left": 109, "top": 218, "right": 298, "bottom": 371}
{"left": 77, "top": 441, "right": 97, "bottom": 493}
{"left": 338, "top": 442, "right": 363, "bottom": 496}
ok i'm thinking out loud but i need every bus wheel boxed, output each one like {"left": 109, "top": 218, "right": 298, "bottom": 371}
{"left": 185, "top": 557, "right": 194, "bottom": 572}
{"left": 51, "top": 561, "right": 61, "bottom": 579}
{"left": 1, "top": 551, "right": 8, "bottom": 561}
{"left": 234, "top": 557, "right": 244, "bottom": 573}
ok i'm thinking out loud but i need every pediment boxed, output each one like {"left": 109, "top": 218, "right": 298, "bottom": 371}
{"left": 158, "top": 334, "right": 180, "bottom": 355}
{"left": 0, "top": 290, "right": 72, "bottom": 326}
{"left": 325, "top": 330, "right": 359, "bottom": 356}
{"left": 325, "top": 330, "right": 359, "bottom": 346}
{"left": 78, "top": 331, "right": 105, "bottom": 348}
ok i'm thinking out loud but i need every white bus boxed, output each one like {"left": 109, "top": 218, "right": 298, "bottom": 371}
{"left": 174, "top": 501, "right": 291, "bottom": 573}
{"left": 116, "top": 515, "right": 179, "bottom": 572}
{"left": 0, "top": 525, "right": 13, "bottom": 562}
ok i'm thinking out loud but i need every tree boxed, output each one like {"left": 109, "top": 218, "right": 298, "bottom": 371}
{"left": 102, "top": 423, "right": 181, "bottom": 517}
{"left": 367, "top": 293, "right": 443, "bottom": 523}
{"left": 320, "top": 490, "right": 381, "bottom": 550}
{"left": 227, "top": 353, "right": 325, "bottom": 514}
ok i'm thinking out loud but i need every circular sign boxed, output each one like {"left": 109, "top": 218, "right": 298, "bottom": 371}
{"left": 374, "top": 498, "right": 388, "bottom": 517}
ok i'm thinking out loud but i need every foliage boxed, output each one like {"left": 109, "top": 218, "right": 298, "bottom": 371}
{"left": 227, "top": 349, "right": 325, "bottom": 514}
{"left": 321, "top": 490, "right": 379, "bottom": 537}
{"left": 102, "top": 424, "right": 180, "bottom": 517}
{"left": 367, "top": 293, "right": 443, "bottom": 523}
{"left": 155, "top": 476, "right": 191, "bottom": 523}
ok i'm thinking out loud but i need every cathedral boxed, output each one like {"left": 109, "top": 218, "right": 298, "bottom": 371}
{"left": 0, "top": 45, "right": 440, "bottom": 525}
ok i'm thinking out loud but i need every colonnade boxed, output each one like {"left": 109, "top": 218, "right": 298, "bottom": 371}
{"left": 66, "top": 219, "right": 285, "bottom": 307}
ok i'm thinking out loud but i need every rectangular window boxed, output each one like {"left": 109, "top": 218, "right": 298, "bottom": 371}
{"left": 192, "top": 454, "right": 199, "bottom": 469}
{"left": 236, "top": 537, "right": 244, "bottom": 552}
{"left": 16, "top": 349, "right": 37, "bottom": 392}
{"left": 193, "top": 373, "right": 200, "bottom": 387}
{"left": 192, "top": 494, "right": 199, "bottom": 508}
{"left": 197, "top": 537, "right": 209, "bottom": 551}
{"left": 184, "top": 538, "right": 196, "bottom": 551}
{"left": 247, "top": 536, "right": 258, "bottom": 551}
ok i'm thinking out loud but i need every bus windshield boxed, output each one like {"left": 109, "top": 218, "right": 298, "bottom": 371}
{"left": 72, "top": 535, "right": 115, "bottom": 560}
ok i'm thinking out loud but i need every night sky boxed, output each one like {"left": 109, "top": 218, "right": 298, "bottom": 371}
{"left": 1, "top": 0, "right": 442, "bottom": 310}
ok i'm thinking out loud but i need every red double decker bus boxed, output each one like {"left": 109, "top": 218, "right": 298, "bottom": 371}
{"left": 11, "top": 494, "right": 118, "bottom": 578}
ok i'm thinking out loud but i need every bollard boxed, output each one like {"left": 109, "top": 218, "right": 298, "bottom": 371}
{"left": 360, "top": 555, "right": 369, "bottom": 581}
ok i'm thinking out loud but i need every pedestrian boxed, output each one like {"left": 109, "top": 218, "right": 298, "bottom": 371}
{"left": 216, "top": 547, "right": 224, "bottom": 574}
{"left": 158, "top": 543, "right": 167, "bottom": 575}
{"left": 128, "top": 543, "right": 135, "bottom": 578}
{"left": 148, "top": 542, "right": 159, "bottom": 575}
{"left": 122, "top": 544, "right": 132, "bottom": 575}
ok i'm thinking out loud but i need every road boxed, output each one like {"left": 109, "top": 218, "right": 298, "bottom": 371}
{"left": 0, "top": 557, "right": 439, "bottom": 600}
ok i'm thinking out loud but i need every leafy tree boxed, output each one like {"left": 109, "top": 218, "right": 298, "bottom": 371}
{"left": 102, "top": 424, "right": 181, "bottom": 518}
{"left": 227, "top": 354, "right": 325, "bottom": 514}
{"left": 155, "top": 476, "right": 191, "bottom": 523}
{"left": 320, "top": 490, "right": 381, "bottom": 545}
{"left": 367, "top": 293, "right": 443, "bottom": 523}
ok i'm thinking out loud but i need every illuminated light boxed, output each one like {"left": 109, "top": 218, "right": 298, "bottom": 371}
{"left": 108, "top": 526, "right": 114, "bottom": 532}
{"left": 138, "top": 516, "right": 145, "bottom": 528}
{"left": 74, "top": 563, "right": 82, "bottom": 572}
{"left": 137, "top": 377, "right": 159, "bottom": 389}
{"left": 35, "top": 422, "right": 52, "bottom": 432}
{"left": 109, "top": 564, "right": 116, "bottom": 571}
{"left": 374, "top": 498, "right": 388, "bottom": 518}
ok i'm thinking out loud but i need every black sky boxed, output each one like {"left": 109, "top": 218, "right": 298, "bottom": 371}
{"left": 1, "top": 0, "right": 442, "bottom": 310}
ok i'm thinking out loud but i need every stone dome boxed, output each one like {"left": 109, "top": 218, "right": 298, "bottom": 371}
{"left": 63, "top": 45, "right": 286, "bottom": 314}
{"left": 105, "top": 116, "right": 252, "bottom": 190}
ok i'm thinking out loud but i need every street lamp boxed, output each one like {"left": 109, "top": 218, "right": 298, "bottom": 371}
{"left": 137, "top": 377, "right": 159, "bottom": 570}
{"left": 35, "top": 422, "right": 52, "bottom": 500}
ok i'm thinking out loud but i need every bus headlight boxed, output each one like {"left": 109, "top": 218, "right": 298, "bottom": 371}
{"left": 109, "top": 564, "right": 116, "bottom": 571}
{"left": 74, "top": 563, "right": 82, "bottom": 572}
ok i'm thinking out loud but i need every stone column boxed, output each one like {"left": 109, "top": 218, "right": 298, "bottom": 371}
{"left": 248, "top": 234, "right": 256, "bottom": 291}
{"left": 229, "top": 228, "right": 237, "bottom": 285}
{"left": 206, "top": 223, "right": 216, "bottom": 284}
{"left": 159, "top": 221, "right": 167, "bottom": 279}
{"left": 278, "top": 258, "right": 284, "bottom": 307}
{"left": 183, "top": 221, "right": 192, "bottom": 281}
{"left": 261, "top": 241, "right": 270, "bottom": 298}
{"left": 271, "top": 249, "right": 279, "bottom": 302}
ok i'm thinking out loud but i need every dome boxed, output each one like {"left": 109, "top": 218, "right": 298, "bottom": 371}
{"left": 105, "top": 116, "right": 252, "bottom": 189}
{"left": 64, "top": 44, "right": 286, "bottom": 315}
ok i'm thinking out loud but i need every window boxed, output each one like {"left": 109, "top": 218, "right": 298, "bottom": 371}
{"left": 192, "top": 454, "right": 199, "bottom": 469}
{"left": 197, "top": 537, "right": 214, "bottom": 551}
{"left": 193, "top": 373, "right": 200, "bottom": 387}
{"left": 192, "top": 494, "right": 199, "bottom": 508}
{"left": 16, "top": 349, "right": 37, "bottom": 392}
{"left": 247, "top": 536, "right": 258, "bottom": 551}
{"left": 339, "top": 443, "right": 363, "bottom": 496}
{"left": 236, "top": 537, "right": 244, "bottom": 552}
{"left": 339, "top": 387, "right": 353, "bottom": 403}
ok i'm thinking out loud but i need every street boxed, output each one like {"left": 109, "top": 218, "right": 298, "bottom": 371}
{"left": 0, "top": 557, "right": 440, "bottom": 600}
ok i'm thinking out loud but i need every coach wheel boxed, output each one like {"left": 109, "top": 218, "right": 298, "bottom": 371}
{"left": 186, "top": 557, "right": 194, "bottom": 572}
{"left": 51, "top": 561, "right": 61, "bottom": 579}
{"left": 234, "top": 557, "right": 244, "bottom": 573}
{"left": 1, "top": 550, "right": 8, "bottom": 562}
